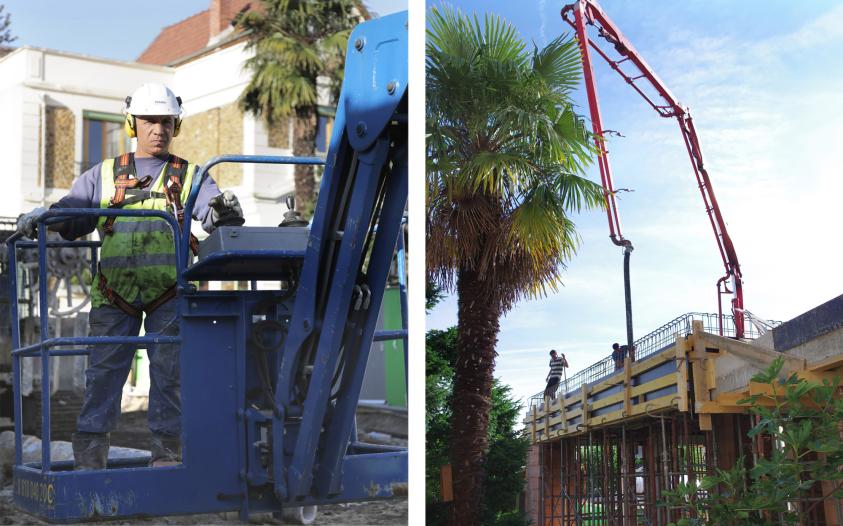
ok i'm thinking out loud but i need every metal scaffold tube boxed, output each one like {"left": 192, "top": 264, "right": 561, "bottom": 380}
{"left": 621, "top": 424, "right": 629, "bottom": 524}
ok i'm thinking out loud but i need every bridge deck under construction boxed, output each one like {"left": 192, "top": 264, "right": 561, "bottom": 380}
{"left": 523, "top": 309, "right": 843, "bottom": 525}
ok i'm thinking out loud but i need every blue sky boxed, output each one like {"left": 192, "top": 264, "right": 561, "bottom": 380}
{"left": 426, "top": 1, "right": 843, "bottom": 409}
{"left": 1, "top": 0, "right": 407, "bottom": 61}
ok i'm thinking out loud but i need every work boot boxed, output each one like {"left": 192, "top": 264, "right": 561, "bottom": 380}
{"left": 150, "top": 434, "right": 181, "bottom": 467}
{"left": 72, "top": 432, "right": 109, "bottom": 470}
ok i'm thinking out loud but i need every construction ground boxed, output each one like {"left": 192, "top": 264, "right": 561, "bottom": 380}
{"left": 0, "top": 409, "right": 407, "bottom": 525}
{"left": 523, "top": 295, "right": 843, "bottom": 525}
{"left": 0, "top": 488, "right": 407, "bottom": 526}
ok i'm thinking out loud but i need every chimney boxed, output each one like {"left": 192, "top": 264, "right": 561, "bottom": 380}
{"left": 209, "top": 0, "right": 223, "bottom": 37}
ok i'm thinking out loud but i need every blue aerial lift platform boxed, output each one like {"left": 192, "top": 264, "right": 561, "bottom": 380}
{"left": 6, "top": 11, "right": 407, "bottom": 522}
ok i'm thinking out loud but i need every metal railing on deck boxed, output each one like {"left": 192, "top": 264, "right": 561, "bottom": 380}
{"left": 528, "top": 312, "right": 779, "bottom": 409}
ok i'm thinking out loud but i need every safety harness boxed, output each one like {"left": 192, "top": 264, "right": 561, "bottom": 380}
{"left": 98, "top": 152, "right": 199, "bottom": 318}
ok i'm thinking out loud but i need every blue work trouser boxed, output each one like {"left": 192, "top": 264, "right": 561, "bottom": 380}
{"left": 77, "top": 298, "right": 180, "bottom": 437}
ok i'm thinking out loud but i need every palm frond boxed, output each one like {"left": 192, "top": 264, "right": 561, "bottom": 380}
{"left": 427, "top": 5, "right": 604, "bottom": 310}
{"left": 239, "top": 0, "right": 356, "bottom": 124}
{"left": 532, "top": 33, "right": 582, "bottom": 93}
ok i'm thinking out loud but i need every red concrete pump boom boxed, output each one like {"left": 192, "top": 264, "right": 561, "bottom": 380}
{"left": 561, "top": 0, "right": 746, "bottom": 339}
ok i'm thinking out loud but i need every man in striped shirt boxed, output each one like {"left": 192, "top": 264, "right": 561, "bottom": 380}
{"left": 544, "top": 350, "right": 569, "bottom": 399}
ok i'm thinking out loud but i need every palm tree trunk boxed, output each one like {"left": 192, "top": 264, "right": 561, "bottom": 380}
{"left": 293, "top": 106, "right": 318, "bottom": 215}
{"left": 451, "top": 267, "right": 501, "bottom": 525}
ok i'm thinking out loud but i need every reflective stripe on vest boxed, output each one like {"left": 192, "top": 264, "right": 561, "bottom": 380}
{"left": 91, "top": 156, "right": 195, "bottom": 309}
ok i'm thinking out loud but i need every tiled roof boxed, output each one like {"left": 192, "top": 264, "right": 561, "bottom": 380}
{"left": 137, "top": 10, "right": 211, "bottom": 66}
{"left": 137, "top": 0, "right": 371, "bottom": 67}
{"left": 137, "top": 0, "right": 253, "bottom": 66}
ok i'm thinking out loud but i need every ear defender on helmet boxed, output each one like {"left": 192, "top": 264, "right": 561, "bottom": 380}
{"left": 173, "top": 96, "right": 183, "bottom": 137}
{"left": 123, "top": 96, "right": 136, "bottom": 138}
{"left": 124, "top": 116, "right": 137, "bottom": 138}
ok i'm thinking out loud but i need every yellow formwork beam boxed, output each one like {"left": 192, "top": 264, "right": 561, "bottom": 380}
{"left": 525, "top": 320, "right": 837, "bottom": 443}
{"left": 690, "top": 321, "right": 714, "bottom": 430}
{"left": 675, "top": 334, "right": 689, "bottom": 412}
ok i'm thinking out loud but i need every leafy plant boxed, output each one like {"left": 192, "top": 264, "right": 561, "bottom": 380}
{"left": 426, "top": 325, "right": 531, "bottom": 526}
{"left": 664, "top": 357, "right": 843, "bottom": 526}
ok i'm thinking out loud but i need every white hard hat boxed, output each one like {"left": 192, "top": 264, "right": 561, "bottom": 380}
{"left": 123, "top": 83, "right": 182, "bottom": 117}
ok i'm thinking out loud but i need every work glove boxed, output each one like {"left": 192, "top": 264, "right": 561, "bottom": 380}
{"left": 16, "top": 207, "right": 47, "bottom": 239}
{"left": 208, "top": 190, "right": 245, "bottom": 227}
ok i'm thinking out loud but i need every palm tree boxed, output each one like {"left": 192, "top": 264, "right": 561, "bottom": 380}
{"left": 237, "top": 0, "right": 359, "bottom": 214}
{"left": 426, "top": 7, "right": 605, "bottom": 524}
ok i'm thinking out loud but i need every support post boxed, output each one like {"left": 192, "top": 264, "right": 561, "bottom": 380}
{"left": 623, "top": 354, "right": 632, "bottom": 417}
{"left": 675, "top": 334, "right": 689, "bottom": 412}
{"left": 581, "top": 384, "right": 590, "bottom": 429}
{"left": 691, "top": 320, "right": 713, "bottom": 429}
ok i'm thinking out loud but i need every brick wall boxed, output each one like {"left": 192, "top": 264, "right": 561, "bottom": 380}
{"left": 45, "top": 106, "right": 76, "bottom": 189}
{"left": 171, "top": 102, "right": 244, "bottom": 188}
{"left": 526, "top": 444, "right": 540, "bottom": 525}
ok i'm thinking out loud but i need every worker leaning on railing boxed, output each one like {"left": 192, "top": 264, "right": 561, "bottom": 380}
{"left": 611, "top": 342, "right": 635, "bottom": 371}
{"left": 16, "top": 83, "right": 244, "bottom": 470}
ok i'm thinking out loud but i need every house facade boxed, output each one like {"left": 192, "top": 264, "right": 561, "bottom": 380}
{"left": 0, "top": 0, "right": 338, "bottom": 226}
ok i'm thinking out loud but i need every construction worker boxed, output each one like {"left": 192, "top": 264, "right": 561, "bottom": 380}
{"left": 612, "top": 342, "right": 635, "bottom": 370}
{"left": 16, "top": 83, "right": 243, "bottom": 469}
{"left": 544, "top": 349, "right": 568, "bottom": 400}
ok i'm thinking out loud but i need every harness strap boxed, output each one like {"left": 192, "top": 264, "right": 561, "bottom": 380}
{"left": 103, "top": 153, "right": 137, "bottom": 236}
{"left": 163, "top": 155, "right": 199, "bottom": 256}
{"left": 102, "top": 174, "right": 152, "bottom": 234}
{"left": 143, "top": 285, "right": 176, "bottom": 314}
{"left": 97, "top": 263, "right": 176, "bottom": 318}
{"left": 97, "top": 264, "right": 142, "bottom": 318}
{"left": 115, "top": 189, "right": 168, "bottom": 208}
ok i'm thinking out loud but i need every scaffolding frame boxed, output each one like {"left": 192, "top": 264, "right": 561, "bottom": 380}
{"left": 538, "top": 412, "right": 721, "bottom": 525}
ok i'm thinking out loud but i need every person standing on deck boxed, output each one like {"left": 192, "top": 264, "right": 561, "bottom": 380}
{"left": 544, "top": 349, "right": 568, "bottom": 399}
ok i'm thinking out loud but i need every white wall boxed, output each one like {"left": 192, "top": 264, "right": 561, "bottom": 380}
{"left": 0, "top": 84, "right": 25, "bottom": 217}
{"left": 173, "top": 41, "right": 250, "bottom": 115}
{"left": 0, "top": 51, "right": 32, "bottom": 217}
{"left": 0, "top": 47, "right": 174, "bottom": 217}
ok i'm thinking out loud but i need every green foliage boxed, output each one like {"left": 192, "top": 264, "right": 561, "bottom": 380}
{"left": 426, "top": 281, "right": 445, "bottom": 313}
{"left": 426, "top": 328, "right": 457, "bottom": 500}
{"left": 483, "top": 382, "right": 531, "bottom": 525}
{"left": 237, "top": 0, "right": 356, "bottom": 124}
{"left": 426, "top": 326, "right": 530, "bottom": 526}
{"left": 663, "top": 357, "right": 843, "bottom": 526}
